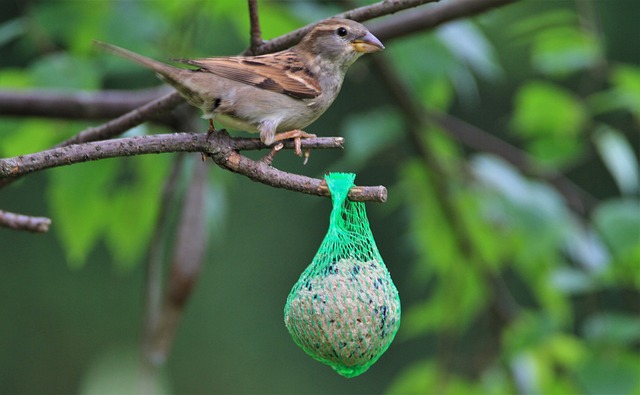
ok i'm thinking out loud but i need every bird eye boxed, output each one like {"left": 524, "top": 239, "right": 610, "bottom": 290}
{"left": 336, "top": 27, "right": 348, "bottom": 37}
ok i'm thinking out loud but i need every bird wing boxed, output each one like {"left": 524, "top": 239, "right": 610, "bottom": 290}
{"left": 174, "top": 51, "right": 321, "bottom": 100}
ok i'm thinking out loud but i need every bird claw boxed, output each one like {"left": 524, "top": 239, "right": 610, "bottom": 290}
{"left": 273, "top": 130, "right": 316, "bottom": 164}
{"left": 207, "top": 119, "right": 216, "bottom": 135}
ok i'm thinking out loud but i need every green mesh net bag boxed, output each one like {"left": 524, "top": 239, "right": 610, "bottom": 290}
{"left": 284, "top": 173, "right": 401, "bottom": 378}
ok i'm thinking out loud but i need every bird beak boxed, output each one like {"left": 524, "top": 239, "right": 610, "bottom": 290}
{"left": 351, "top": 31, "right": 385, "bottom": 53}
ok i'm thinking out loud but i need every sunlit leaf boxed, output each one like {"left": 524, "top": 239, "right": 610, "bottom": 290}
{"left": 511, "top": 81, "right": 587, "bottom": 138}
{"left": 611, "top": 64, "right": 640, "bottom": 117}
{"left": 508, "top": 9, "right": 578, "bottom": 41}
{"left": 0, "top": 119, "right": 61, "bottom": 157}
{"left": 386, "top": 359, "right": 484, "bottom": 395}
{"left": 437, "top": 20, "right": 503, "bottom": 81}
{"left": 532, "top": 27, "right": 602, "bottom": 77}
{"left": 550, "top": 267, "right": 600, "bottom": 294}
{"left": 0, "top": 68, "right": 33, "bottom": 88}
{"left": 594, "top": 124, "right": 639, "bottom": 195}
{"left": 587, "top": 64, "right": 640, "bottom": 117}
{"left": 563, "top": 226, "right": 609, "bottom": 273}
{"left": 385, "top": 359, "right": 435, "bottom": 395}
{"left": 511, "top": 81, "right": 587, "bottom": 164}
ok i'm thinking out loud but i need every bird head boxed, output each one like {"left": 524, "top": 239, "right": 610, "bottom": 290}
{"left": 298, "top": 18, "right": 384, "bottom": 71}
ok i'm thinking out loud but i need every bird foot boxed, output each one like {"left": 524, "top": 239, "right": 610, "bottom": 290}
{"left": 273, "top": 129, "right": 316, "bottom": 164}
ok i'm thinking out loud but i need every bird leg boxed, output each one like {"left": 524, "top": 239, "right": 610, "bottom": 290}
{"left": 273, "top": 129, "right": 317, "bottom": 164}
{"left": 207, "top": 119, "right": 219, "bottom": 139}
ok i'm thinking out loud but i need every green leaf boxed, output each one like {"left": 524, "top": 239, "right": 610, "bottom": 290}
{"left": 48, "top": 160, "right": 119, "bottom": 268}
{"left": 593, "top": 125, "right": 639, "bottom": 195}
{"left": 400, "top": 265, "right": 487, "bottom": 336}
{"left": 564, "top": 227, "right": 609, "bottom": 273}
{"left": 503, "top": 313, "right": 559, "bottom": 356}
{"left": 437, "top": 20, "right": 503, "bottom": 81}
{"left": 512, "top": 81, "right": 587, "bottom": 138}
{"left": 592, "top": 200, "right": 640, "bottom": 287}
{"left": 386, "top": 360, "right": 485, "bottom": 395}
{"left": 583, "top": 313, "right": 640, "bottom": 346}
{"left": 104, "top": 155, "right": 170, "bottom": 271}
{"left": 401, "top": 161, "right": 462, "bottom": 281}
{"left": 511, "top": 81, "right": 587, "bottom": 165}
{"left": 576, "top": 352, "right": 640, "bottom": 395}
{"left": 0, "top": 68, "right": 33, "bottom": 88}
{"left": 550, "top": 267, "right": 600, "bottom": 294}
{"left": 612, "top": 64, "right": 640, "bottom": 117}
{"left": 508, "top": 9, "right": 578, "bottom": 41}
{"left": 0, "top": 119, "right": 61, "bottom": 157}
{"left": 388, "top": 34, "right": 458, "bottom": 110}
{"left": 471, "top": 155, "right": 571, "bottom": 229}
{"left": 593, "top": 199, "right": 640, "bottom": 261}
{"left": 0, "top": 17, "right": 25, "bottom": 47}
{"left": 339, "top": 107, "right": 404, "bottom": 168}
{"left": 532, "top": 27, "right": 602, "bottom": 77}
{"left": 526, "top": 134, "right": 584, "bottom": 166}
{"left": 587, "top": 64, "right": 640, "bottom": 117}
{"left": 386, "top": 359, "right": 435, "bottom": 395}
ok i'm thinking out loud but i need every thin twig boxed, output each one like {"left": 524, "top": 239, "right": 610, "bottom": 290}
{"left": 0, "top": 209, "right": 51, "bottom": 233}
{"left": 247, "top": 0, "right": 263, "bottom": 54}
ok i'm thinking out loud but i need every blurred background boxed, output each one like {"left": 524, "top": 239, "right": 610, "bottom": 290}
{"left": 0, "top": 0, "right": 638, "bottom": 394}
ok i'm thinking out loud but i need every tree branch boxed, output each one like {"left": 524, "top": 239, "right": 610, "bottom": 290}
{"left": 0, "top": 209, "right": 51, "bottom": 233}
{"left": 0, "top": 86, "right": 172, "bottom": 120}
{"left": 368, "top": 0, "right": 520, "bottom": 41}
{"left": 56, "top": 91, "right": 185, "bottom": 147}
{"left": 0, "top": 91, "right": 186, "bottom": 190}
{"left": 0, "top": 132, "right": 386, "bottom": 202}
{"left": 142, "top": 155, "right": 185, "bottom": 366}
{"left": 242, "top": 0, "right": 438, "bottom": 55}
{"left": 247, "top": 0, "right": 263, "bottom": 54}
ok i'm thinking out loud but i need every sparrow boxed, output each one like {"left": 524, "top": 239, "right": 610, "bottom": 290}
{"left": 94, "top": 18, "right": 384, "bottom": 158}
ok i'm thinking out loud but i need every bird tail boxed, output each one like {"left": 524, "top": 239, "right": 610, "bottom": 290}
{"left": 93, "top": 40, "right": 190, "bottom": 90}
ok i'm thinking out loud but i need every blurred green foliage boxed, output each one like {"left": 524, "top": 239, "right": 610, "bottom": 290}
{"left": 0, "top": 0, "right": 638, "bottom": 394}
